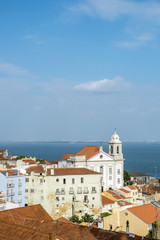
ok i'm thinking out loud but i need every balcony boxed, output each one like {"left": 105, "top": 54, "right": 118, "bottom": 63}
{"left": 69, "top": 190, "right": 74, "bottom": 194}
{"left": 18, "top": 191, "right": 22, "bottom": 195}
{"left": 91, "top": 190, "right": 97, "bottom": 193}
{"left": 7, "top": 192, "right": 15, "bottom": 197}
{"left": 7, "top": 184, "right": 15, "bottom": 188}
{"left": 83, "top": 199, "right": 89, "bottom": 203}
{"left": 18, "top": 183, "right": 22, "bottom": 187}
{"left": 55, "top": 191, "right": 61, "bottom": 195}
{"left": 83, "top": 190, "right": 89, "bottom": 194}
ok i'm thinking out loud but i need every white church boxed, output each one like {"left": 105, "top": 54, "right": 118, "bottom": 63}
{"left": 59, "top": 131, "right": 124, "bottom": 191}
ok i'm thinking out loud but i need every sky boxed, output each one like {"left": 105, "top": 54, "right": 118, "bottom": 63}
{"left": 0, "top": 0, "right": 160, "bottom": 142}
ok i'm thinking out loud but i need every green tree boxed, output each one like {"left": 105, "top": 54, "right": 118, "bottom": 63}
{"left": 101, "top": 212, "right": 111, "bottom": 218}
{"left": 124, "top": 170, "right": 132, "bottom": 185}
{"left": 81, "top": 213, "right": 94, "bottom": 223}
{"left": 69, "top": 215, "right": 81, "bottom": 224}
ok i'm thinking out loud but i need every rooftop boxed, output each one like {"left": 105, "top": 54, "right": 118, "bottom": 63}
{"left": 47, "top": 168, "right": 101, "bottom": 176}
{"left": 128, "top": 203, "right": 160, "bottom": 224}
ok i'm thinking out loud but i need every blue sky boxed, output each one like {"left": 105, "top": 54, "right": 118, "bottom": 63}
{"left": 1, "top": 0, "right": 160, "bottom": 142}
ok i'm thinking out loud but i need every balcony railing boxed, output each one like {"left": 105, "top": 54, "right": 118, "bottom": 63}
{"left": 83, "top": 199, "right": 89, "bottom": 203}
{"left": 69, "top": 191, "right": 74, "bottom": 194}
{"left": 83, "top": 190, "right": 89, "bottom": 194}
{"left": 55, "top": 191, "right": 61, "bottom": 195}
{"left": 91, "top": 190, "right": 97, "bottom": 193}
{"left": 7, "top": 184, "right": 15, "bottom": 188}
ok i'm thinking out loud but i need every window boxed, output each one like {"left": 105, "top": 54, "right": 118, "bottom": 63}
{"left": 56, "top": 178, "right": 59, "bottom": 182}
{"left": 69, "top": 187, "right": 74, "bottom": 194}
{"left": 92, "top": 187, "right": 96, "bottom": 193}
{"left": 117, "top": 169, "right": 120, "bottom": 175}
{"left": 40, "top": 179, "right": 43, "bottom": 184}
{"left": 109, "top": 168, "right": 112, "bottom": 175}
{"left": 72, "top": 178, "right": 75, "bottom": 184}
{"left": 110, "top": 205, "right": 112, "bottom": 208}
{"left": 25, "top": 178, "right": 29, "bottom": 182}
{"left": 110, "top": 146, "right": 113, "bottom": 154}
{"left": 110, "top": 225, "right": 112, "bottom": 230}
{"left": 56, "top": 204, "right": 59, "bottom": 208}
{"left": 92, "top": 197, "right": 95, "bottom": 200}
{"left": 25, "top": 189, "right": 28, "bottom": 193}
{"left": 117, "top": 146, "right": 119, "bottom": 154}
{"left": 40, "top": 173, "right": 42, "bottom": 175}
{"left": 32, "top": 179, "right": 34, "bottom": 182}
{"left": 117, "top": 178, "right": 120, "bottom": 184}
{"left": 109, "top": 176, "right": 112, "bottom": 180}
{"left": 92, "top": 204, "right": 94, "bottom": 208}
{"left": 100, "top": 166, "right": 103, "bottom": 173}
{"left": 77, "top": 187, "right": 82, "bottom": 194}
{"left": 125, "top": 213, "right": 128, "bottom": 216}
{"left": 63, "top": 179, "right": 66, "bottom": 184}
{"left": 41, "top": 196, "right": 44, "bottom": 200}
{"left": 81, "top": 178, "right": 84, "bottom": 183}
{"left": 84, "top": 187, "right": 88, "bottom": 194}
{"left": 31, "top": 189, "right": 34, "bottom": 193}
{"left": 62, "top": 197, "right": 65, "bottom": 201}
{"left": 61, "top": 188, "right": 65, "bottom": 194}
{"left": 56, "top": 197, "right": 59, "bottom": 201}
{"left": 41, "top": 190, "right": 43, "bottom": 193}
{"left": 84, "top": 195, "right": 88, "bottom": 203}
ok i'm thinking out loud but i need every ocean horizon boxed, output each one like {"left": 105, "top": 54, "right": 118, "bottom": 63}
{"left": 0, "top": 141, "right": 159, "bottom": 178}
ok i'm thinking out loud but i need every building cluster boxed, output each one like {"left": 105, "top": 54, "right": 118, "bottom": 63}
{"left": 0, "top": 131, "right": 160, "bottom": 239}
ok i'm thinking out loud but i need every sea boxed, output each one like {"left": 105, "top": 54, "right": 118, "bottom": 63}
{"left": 0, "top": 141, "right": 159, "bottom": 178}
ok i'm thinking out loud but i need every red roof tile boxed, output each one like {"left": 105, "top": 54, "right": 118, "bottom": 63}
{"left": 102, "top": 196, "right": 115, "bottom": 205}
{"left": 128, "top": 203, "right": 160, "bottom": 224}
{"left": 47, "top": 168, "right": 101, "bottom": 176}
{"left": 26, "top": 165, "right": 45, "bottom": 173}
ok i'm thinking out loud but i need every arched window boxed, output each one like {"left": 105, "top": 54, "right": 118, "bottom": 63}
{"left": 126, "top": 220, "right": 129, "bottom": 233}
{"left": 117, "top": 146, "right": 119, "bottom": 154}
{"left": 110, "top": 146, "right": 113, "bottom": 154}
{"left": 100, "top": 166, "right": 103, "bottom": 173}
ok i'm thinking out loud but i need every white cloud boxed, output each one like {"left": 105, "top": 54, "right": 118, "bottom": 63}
{"left": 115, "top": 32, "right": 154, "bottom": 48}
{"left": 0, "top": 62, "right": 28, "bottom": 76}
{"left": 74, "top": 76, "right": 130, "bottom": 92}
{"left": 69, "top": 0, "right": 160, "bottom": 23}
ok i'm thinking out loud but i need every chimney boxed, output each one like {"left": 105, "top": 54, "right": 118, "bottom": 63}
{"left": 50, "top": 169, "right": 54, "bottom": 175}
{"left": 99, "top": 146, "right": 103, "bottom": 152}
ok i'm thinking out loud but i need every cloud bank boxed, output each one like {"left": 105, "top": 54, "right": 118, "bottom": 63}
{"left": 74, "top": 76, "right": 130, "bottom": 92}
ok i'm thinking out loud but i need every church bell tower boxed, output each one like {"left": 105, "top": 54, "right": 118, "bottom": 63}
{"left": 109, "top": 130, "right": 123, "bottom": 161}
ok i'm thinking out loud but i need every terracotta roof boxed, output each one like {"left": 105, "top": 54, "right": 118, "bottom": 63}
{"left": 76, "top": 146, "right": 99, "bottom": 160}
{"left": 23, "top": 159, "right": 36, "bottom": 164}
{"left": 102, "top": 196, "right": 115, "bottom": 205}
{"left": 126, "top": 185, "right": 137, "bottom": 190}
{"left": 128, "top": 203, "right": 160, "bottom": 224}
{"left": 26, "top": 165, "right": 45, "bottom": 173}
{"left": 6, "top": 165, "right": 16, "bottom": 169}
{"left": 0, "top": 201, "right": 5, "bottom": 203}
{"left": 106, "top": 190, "right": 125, "bottom": 200}
{"left": 0, "top": 156, "right": 7, "bottom": 160}
{"left": 0, "top": 149, "right": 7, "bottom": 153}
{"left": 0, "top": 204, "right": 151, "bottom": 240}
{"left": 47, "top": 168, "right": 101, "bottom": 176}
{"left": 40, "top": 160, "right": 58, "bottom": 165}
{"left": 118, "top": 188, "right": 130, "bottom": 194}
{"left": 0, "top": 204, "right": 53, "bottom": 227}
{"left": 0, "top": 170, "right": 23, "bottom": 177}
{"left": 61, "top": 153, "right": 75, "bottom": 160}
{"left": 56, "top": 217, "right": 73, "bottom": 224}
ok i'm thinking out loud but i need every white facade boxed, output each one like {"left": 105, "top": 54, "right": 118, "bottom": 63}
{"left": 25, "top": 167, "right": 102, "bottom": 219}
{"left": 62, "top": 131, "right": 124, "bottom": 191}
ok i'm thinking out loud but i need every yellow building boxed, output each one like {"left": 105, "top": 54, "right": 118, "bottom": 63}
{"left": 104, "top": 203, "right": 160, "bottom": 236}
